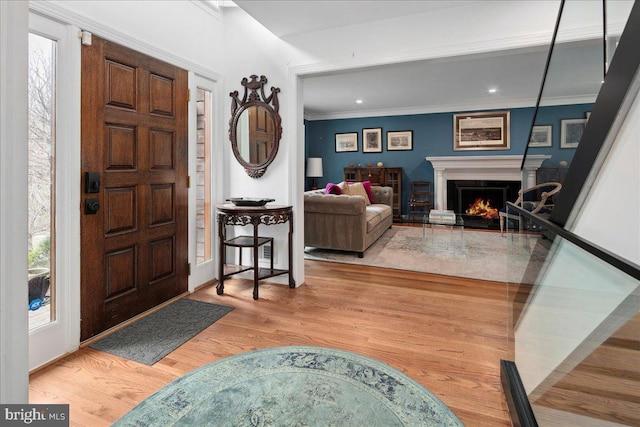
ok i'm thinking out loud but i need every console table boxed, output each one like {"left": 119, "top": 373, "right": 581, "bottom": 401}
{"left": 216, "top": 204, "right": 295, "bottom": 299}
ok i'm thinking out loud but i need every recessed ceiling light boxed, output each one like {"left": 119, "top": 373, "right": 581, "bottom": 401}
{"left": 488, "top": 88, "right": 497, "bottom": 94}
{"left": 356, "top": 99, "right": 363, "bottom": 104}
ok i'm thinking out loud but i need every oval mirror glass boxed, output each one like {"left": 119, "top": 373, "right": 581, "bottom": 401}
{"left": 236, "top": 105, "right": 276, "bottom": 166}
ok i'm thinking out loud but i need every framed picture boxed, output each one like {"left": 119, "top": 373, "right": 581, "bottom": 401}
{"left": 335, "top": 132, "right": 358, "bottom": 152}
{"left": 453, "top": 111, "right": 510, "bottom": 151}
{"left": 561, "top": 118, "right": 587, "bottom": 148}
{"left": 528, "top": 125, "right": 552, "bottom": 147}
{"left": 387, "top": 130, "right": 413, "bottom": 151}
{"left": 362, "top": 128, "right": 382, "bottom": 153}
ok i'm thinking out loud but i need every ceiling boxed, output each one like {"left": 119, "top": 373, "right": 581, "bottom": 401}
{"left": 233, "top": 1, "right": 603, "bottom": 120}
{"left": 233, "top": 1, "right": 478, "bottom": 38}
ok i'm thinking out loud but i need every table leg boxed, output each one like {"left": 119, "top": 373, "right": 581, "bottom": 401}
{"left": 288, "top": 217, "right": 296, "bottom": 288}
{"left": 253, "top": 223, "right": 259, "bottom": 300}
{"left": 216, "top": 213, "right": 225, "bottom": 295}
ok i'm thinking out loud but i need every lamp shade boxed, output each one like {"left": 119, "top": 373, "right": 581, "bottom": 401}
{"left": 306, "top": 157, "right": 323, "bottom": 178}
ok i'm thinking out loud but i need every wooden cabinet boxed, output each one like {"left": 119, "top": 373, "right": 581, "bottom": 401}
{"left": 343, "top": 167, "right": 402, "bottom": 222}
{"left": 384, "top": 168, "right": 402, "bottom": 222}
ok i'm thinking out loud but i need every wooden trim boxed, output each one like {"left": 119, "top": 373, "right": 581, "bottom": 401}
{"left": 501, "top": 360, "right": 539, "bottom": 427}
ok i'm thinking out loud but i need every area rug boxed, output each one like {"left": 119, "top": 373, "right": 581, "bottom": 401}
{"left": 89, "top": 299, "right": 233, "bottom": 365}
{"left": 113, "top": 346, "right": 463, "bottom": 426}
{"left": 305, "top": 226, "right": 547, "bottom": 283}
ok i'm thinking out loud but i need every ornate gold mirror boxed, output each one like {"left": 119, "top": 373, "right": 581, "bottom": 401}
{"left": 229, "top": 75, "right": 281, "bottom": 178}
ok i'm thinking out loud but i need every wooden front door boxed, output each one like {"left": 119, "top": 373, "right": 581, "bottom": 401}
{"left": 80, "top": 36, "right": 188, "bottom": 340}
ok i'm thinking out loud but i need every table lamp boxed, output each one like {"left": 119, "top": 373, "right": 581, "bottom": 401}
{"left": 306, "top": 157, "right": 323, "bottom": 190}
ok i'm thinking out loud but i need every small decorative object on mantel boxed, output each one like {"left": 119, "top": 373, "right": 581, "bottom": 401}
{"left": 367, "top": 162, "right": 372, "bottom": 167}
{"left": 377, "top": 162, "right": 384, "bottom": 167}
{"left": 226, "top": 198, "right": 275, "bottom": 207}
{"left": 349, "top": 162, "right": 355, "bottom": 167}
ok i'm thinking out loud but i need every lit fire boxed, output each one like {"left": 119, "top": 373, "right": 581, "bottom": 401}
{"left": 465, "top": 198, "right": 499, "bottom": 219}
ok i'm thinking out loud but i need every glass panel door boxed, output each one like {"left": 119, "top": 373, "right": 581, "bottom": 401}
{"left": 28, "top": 33, "right": 55, "bottom": 330}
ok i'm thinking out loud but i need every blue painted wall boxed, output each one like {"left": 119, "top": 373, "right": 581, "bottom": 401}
{"left": 305, "top": 104, "right": 592, "bottom": 216}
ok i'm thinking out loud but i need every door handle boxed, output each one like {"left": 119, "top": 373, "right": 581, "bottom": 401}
{"left": 85, "top": 198, "right": 100, "bottom": 214}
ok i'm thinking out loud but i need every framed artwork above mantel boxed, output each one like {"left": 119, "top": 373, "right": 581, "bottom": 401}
{"left": 453, "top": 111, "right": 510, "bottom": 151}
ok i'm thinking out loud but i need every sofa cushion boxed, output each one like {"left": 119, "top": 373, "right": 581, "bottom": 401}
{"left": 345, "top": 181, "right": 375, "bottom": 203}
{"left": 361, "top": 181, "right": 375, "bottom": 203}
{"left": 366, "top": 204, "right": 392, "bottom": 232}
{"left": 344, "top": 182, "right": 371, "bottom": 205}
{"left": 324, "top": 183, "right": 343, "bottom": 195}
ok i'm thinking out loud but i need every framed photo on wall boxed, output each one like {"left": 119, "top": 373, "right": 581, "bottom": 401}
{"left": 528, "top": 125, "right": 552, "bottom": 147}
{"left": 453, "top": 111, "right": 510, "bottom": 151}
{"left": 362, "top": 128, "right": 382, "bottom": 153}
{"left": 561, "top": 118, "right": 586, "bottom": 148}
{"left": 335, "top": 132, "right": 358, "bottom": 152}
{"left": 387, "top": 130, "right": 413, "bottom": 151}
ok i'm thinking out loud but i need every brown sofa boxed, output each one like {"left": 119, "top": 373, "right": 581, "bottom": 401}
{"left": 304, "top": 186, "right": 393, "bottom": 257}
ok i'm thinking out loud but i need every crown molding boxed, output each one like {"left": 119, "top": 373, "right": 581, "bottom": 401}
{"left": 292, "top": 30, "right": 555, "bottom": 78}
{"left": 303, "top": 93, "right": 596, "bottom": 121}
{"left": 189, "top": 0, "right": 223, "bottom": 20}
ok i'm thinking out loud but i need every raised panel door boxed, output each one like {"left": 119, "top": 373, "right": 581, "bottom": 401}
{"left": 80, "top": 36, "right": 188, "bottom": 340}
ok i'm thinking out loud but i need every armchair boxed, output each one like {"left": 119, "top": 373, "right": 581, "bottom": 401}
{"left": 500, "top": 182, "right": 562, "bottom": 236}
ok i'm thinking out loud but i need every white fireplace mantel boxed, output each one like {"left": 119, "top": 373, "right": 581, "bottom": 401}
{"left": 425, "top": 155, "right": 551, "bottom": 210}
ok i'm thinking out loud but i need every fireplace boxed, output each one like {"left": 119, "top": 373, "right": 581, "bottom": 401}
{"left": 447, "top": 180, "right": 519, "bottom": 229}
{"left": 425, "top": 155, "right": 551, "bottom": 212}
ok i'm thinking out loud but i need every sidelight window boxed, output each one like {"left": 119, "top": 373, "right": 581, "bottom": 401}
{"left": 28, "top": 33, "right": 56, "bottom": 330}
{"left": 196, "top": 88, "right": 212, "bottom": 264}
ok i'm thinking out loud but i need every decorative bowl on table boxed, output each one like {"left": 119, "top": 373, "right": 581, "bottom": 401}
{"left": 226, "top": 198, "right": 275, "bottom": 207}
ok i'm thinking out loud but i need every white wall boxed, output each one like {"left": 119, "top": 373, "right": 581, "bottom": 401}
{"left": 0, "top": 0, "right": 29, "bottom": 403}
{"left": 221, "top": 7, "right": 303, "bottom": 282}
{"left": 43, "top": 0, "right": 224, "bottom": 77}
{"left": 571, "top": 81, "right": 640, "bottom": 264}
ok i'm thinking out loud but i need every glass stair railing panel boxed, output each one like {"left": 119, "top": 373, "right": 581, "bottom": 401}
{"left": 505, "top": 203, "right": 640, "bottom": 426}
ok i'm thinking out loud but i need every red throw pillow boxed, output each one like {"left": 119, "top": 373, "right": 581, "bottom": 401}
{"left": 324, "top": 183, "right": 343, "bottom": 195}
{"left": 361, "top": 181, "right": 375, "bottom": 204}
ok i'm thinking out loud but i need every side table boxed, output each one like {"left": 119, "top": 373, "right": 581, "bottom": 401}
{"left": 216, "top": 204, "right": 295, "bottom": 299}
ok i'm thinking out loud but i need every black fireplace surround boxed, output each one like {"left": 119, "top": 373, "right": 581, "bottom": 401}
{"left": 447, "top": 180, "right": 520, "bottom": 229}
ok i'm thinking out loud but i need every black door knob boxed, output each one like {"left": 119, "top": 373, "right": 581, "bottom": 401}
{"left": 85, "top": 198, "right": 100, "bottom": 214}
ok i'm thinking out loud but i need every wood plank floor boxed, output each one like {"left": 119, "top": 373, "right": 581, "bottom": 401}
{"left": 29, "top": 260, "right": 512, "bottom": 426}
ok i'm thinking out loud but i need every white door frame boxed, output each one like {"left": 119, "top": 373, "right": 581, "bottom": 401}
{"left": 28, "top": 12, "right": 81, "bottom": 371}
